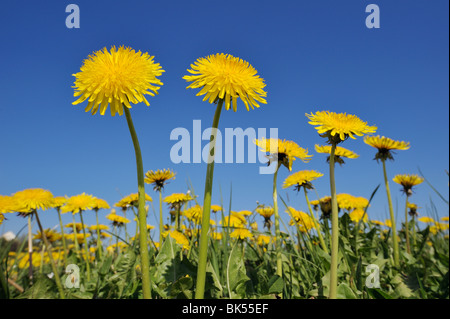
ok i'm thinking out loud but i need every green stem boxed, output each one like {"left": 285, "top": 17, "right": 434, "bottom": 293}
{"left": 95, "top": 210, "right": 103, "bottom": 259}
{"left": 195, "top": 99, "right": 224, "bottom": 299}
{"left": 382, "top": 159, "right": 400, "bottom": 267}
{"left": 34, "top": 211, "right": 65, "bottom": 299}
{"left": 329, "top": 143, "right": 339, "bottom": 299}
{"left": 412, "top": 215, "right": 417, "bottom": 249}
{"left": 404, "top": 196, "right": 411, "bottom": 254}
{"left": 71, "top": 214, "right": 80, "bottom": 257}
{"left": 159, "top": 191, "right": 163, "bottom": 245}
{"left": 78, "top": 210, "right": 91, "bottom": 281}
{"left": 57, "top": 208, "right": 68, "bottom": 266}
{"left": 123, "top": 105, "right": 152, "bottom": 299}
{"left": 273, "top": 163, "right": 283, "bottom": 278}
{"left": 304, "top": 188, "right": 329, "bottom": 254}
{"left": 27, "top": 215, "right": 33, "bottom": 283}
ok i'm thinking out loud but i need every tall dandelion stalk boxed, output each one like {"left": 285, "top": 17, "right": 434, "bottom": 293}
{"left": 393, "top": 174, "right": 424, "bottom": 255}
{"left": 364, "top": 135, "right": 410, "bottom": 266}
{"left": 283, "top": 170, "right": 328, "bottom": 254}
{"left": 255, "top": 138, "right": 312, "bottom": 280}
{"left": 183, "top": 53, "right": 267, "bottom": 299}
{"left": 307, "top": 111, "right": 377, "bottom": 299}
{"left": 72, "top": 45, "right": 165, "bottom": 299}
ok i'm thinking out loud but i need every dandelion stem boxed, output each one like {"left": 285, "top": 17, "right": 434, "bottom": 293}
{"left": 27, "top": 215, "right": 33, "bottom": 283}
{"left": 273, "top": 162, "right": 283, "bottom": 278}
{"left": 195, "top": 99, "right": 224, "bottom": 299}
{"left": 34, "top": 211, "right": 65, "bottom": 299}
{"left": 382, "top": 159, "right": 400, "bottom": 267}
{"left": 79, "top": 210, "right": 91, "bottom": 281}
{"left": 71, "top": 214, "right": 81, "bottom": 257}
{"left": 159, "top": 190, "right": 163, "bottom": 245}
{"left": 304, "top": 188, "right": 329, "bottom": 254}
{"left": 329, "top": 142, "right": 339, "bottom": 299}
{"left": 56, "top": 208, "right": 68, "bottom": 266}
{"left": 95, "top": 210, "right": 103, "bottom": 259}
{"left": 404, "top": 196, "right": 411, "bottom": 254}
{"left": 123, "top": 104, "right": 152, "bottom": 299}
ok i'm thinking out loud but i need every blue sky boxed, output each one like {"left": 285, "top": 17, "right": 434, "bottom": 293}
{"left": 0, "top": 0, "right": 448, "bottom": 239}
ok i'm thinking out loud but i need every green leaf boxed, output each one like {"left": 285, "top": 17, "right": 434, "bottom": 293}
{"left": 170, "top": 275, "right": 193, "bottom": 299}
{"left": 267, "top": 275, "right": 283, "bottom": 295}
{"left": 337, "top": 283, "right": 357, "bottom": 299}
{"left": 366, "top": 288, "right": 393, "bottom": 299}
{"left": 226, "top": 242, "right": 250, "bottom": 298}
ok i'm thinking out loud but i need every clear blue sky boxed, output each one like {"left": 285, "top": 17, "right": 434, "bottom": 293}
{"left": 1, "top": 0, "right": 448, "bottom": 239}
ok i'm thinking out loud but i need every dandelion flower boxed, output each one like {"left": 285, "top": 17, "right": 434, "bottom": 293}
{"left": 283, "top": 170, "right": 323, "bottom": 190}
{"left": 349, "top": 208, "right": 368, "bottom": 223}
{"left": 61, "top": 193, "right": 96, "bottom": 214}
{"left": 183, "top": 53, "right": 267, "bottom": 111}
{"left": 72, "top": 46, "right": 164, "bottom": 116}
{"left": 306, "top": 111, "right": 377, "bottom": 144}
{"left": 12, "top": 188, "right": 55, "bottom": 214}
{"left": 393, "top": 174, "right": 424, "bottom": 197}
{"left": 315, "top": 145, "right": 359, "bottom": 165}
{"left": 163, "top": 230, "right": 190, "bottom": 250}
{"left": 418, "top": 216, "right": 435, "bottom": 224}
{"left": 230, "top": 228, "right": 253, "bottom": 240}
{"left": 254, "top": 138, "right": 312, "bottom": 171}
{"left": 106, "top": 212, "right": 130, "bottom": 226}
{"left": 144, "top": 169, "right": 176, "bottom": 191}
{"left": 364, "top": 135, "right": 410, "bottom": 162}
{"left": 115, "top": 193, "right": 153, "bottom": 210}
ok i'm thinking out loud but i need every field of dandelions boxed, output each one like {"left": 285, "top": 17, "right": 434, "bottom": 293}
{"left": 0, "top": 48, "right": 448, "bottom": 299}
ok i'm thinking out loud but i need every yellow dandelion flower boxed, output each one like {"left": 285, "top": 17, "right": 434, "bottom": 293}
{"left": 230, "top": 228, "right": 253, "bottom": 240}
{"left": 237, "top": 210, "right": 253, "bottom": 217}
{"left": 282, "top": 170, "right": 323, "bottom": 190}
{"left": 441, "top": 216, "right": 449, "bottom": 222}
{"left": 221, "top": 214, "right": 246, "bottom": 228}
{"left": 163, "top": 230, "right": 190, "bottom": 250}
{"left": 418, "top": 216, "right": 435, "bottom": 224}
{"left": 34, "top": 229, "right": 62, "bottom": 243}
{"left": 183, "top": 205, "right": 203, "bottom": 224}
{"left": 254, "top": 138, "right": 312, "bottom": 171}
{"left": 0, "top": 195, "right": 20, "bottom": 214}
{"left": 306, "top": 111, "right": 377, "bottom": 144}
{"left": 315, "top": 144, "right": 359, "bottom": 165}
{"left": 210, "top": 205, "right": 223, "bottom": 213}
{"left": 337, "top": 194, "right": 369, "bottom": 211}
{"left": 92, "top": 198, "right": 110, "bottom": 211}
{"left": 183, "top": 53, "right": 267, "bottom": 112}
{"left": 393, "top": 174, "right": 424, "bottom": 196}
{"left": 106, "top": 213, "right": 130, "bottom": 226}
{"left": 163, "top": 193, "right": 193, "bottom": 204}
{"left": 12, "top": 188, "right": 55, "bottom": 214}
{"left": 256, "top": 206, "right": 274, "bottom": 219}
{"left": 53, "top": 196, "right": 68, "bottom": 208}
{"left": 349, "top": 208, "right": 368, "bottom": 223}
{"left": 364, "top": 135, "right": 410, "bottom": 162}
{"left": 211, "top": 232, "right": 223, "bottom": 241}
{"left": 144, "top": 169, "right": 176, "bottom": 191}
{"left": 61, "top": 193, "right": 96, "bottom": 214}
{"left": 286, "top": 207, "right": 315, "bottom": 232}
{"left": 115, "top": 193, "right": 153, "bottom": 209}
{"left": 65, "top": 222, "right": 85, "bottom": 232}
{"left": 384, "top": 219, "right": 392, "bottom": 228}
{"left": 257, "top": 234, "right": 271, "bottom": 246}
{"left": 0, "top": 213, "right": 4, "bottom": 225}
{"left": 89, "top": 224, "right": 109, "bottom": 231}
{"left": 370, "top": 220, "right": 385, "bottom": 226}
{"left": 72, "top": 46, "right": 164, "bottom": 116}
